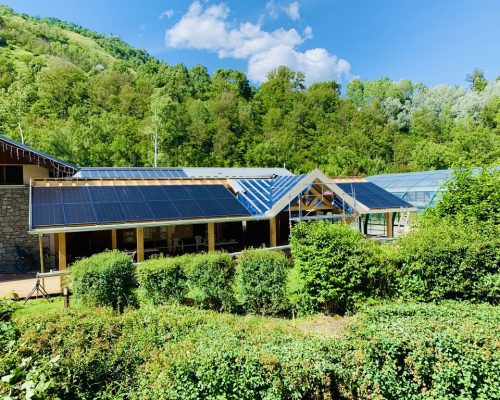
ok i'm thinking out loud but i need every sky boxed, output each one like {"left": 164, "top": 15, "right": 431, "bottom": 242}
{"left": 2, "top": 0, "right": 500, "bottom": 87}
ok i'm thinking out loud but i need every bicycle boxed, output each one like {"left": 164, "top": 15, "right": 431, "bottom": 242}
{"left": 14, "top": 244, "right": 36, "bottom": 273}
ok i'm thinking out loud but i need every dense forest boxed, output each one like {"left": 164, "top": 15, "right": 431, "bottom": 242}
{"left": 0, "top": 6, "right": 498, "bottom": 175}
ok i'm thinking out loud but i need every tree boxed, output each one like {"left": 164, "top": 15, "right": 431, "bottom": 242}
{"left": 466, "top": 68, "right": 488, "bottom": 93}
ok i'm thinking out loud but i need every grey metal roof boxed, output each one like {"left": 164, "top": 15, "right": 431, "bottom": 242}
{"left": 74, "top": 167, "right": 293, "bottom": 179}
{"left": 0, "top": 134, "right": 78, "bottom": 171}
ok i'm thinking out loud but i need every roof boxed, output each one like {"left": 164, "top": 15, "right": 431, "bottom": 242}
{"left": 74, "top": 167, "right": 293, "bottom": 179}
{"left": 336, "top": 182, "right": 413, "bottom": 210}
{"left": 0, "top": 134, "right": 78, "bottom": 172}
{"left": 30, "top": 184, "right": 251, "bottom": 231}
{"left": 366, "top": 169, "right": 452, "bottom": 194}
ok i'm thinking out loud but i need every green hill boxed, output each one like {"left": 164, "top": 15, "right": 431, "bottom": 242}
{"left": 0, "top": 5, "right": 498, "bottom": 173}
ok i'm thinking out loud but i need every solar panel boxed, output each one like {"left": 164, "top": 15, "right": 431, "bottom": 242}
{"left": 337, "top": 182, "right": 412, "bottom": 209}
{"left": 31, "top": 184, "right": 251, "bottom": 229}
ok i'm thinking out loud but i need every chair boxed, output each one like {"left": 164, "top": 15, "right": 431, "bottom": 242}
{"left": 173, "top": 238, "right": 184, "bottom": 253}
{"left": 194, "top": 236, "right": 206, "bottom": 250}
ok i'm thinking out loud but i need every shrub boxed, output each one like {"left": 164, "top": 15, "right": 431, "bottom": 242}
{"left": 70, "top": 250, "right": 136, "bottom": 311}
{"left": 188, "top": 251, "right": 236, "bottom": 312}
{"left": 137, "top": 256, "right": 188, "bottom": 305}
{"left": 290, "top": 221, "right": 382, "bottom": 315}
{"left": 396, "top": 219, "right": 500, "bottom": 302}
{"left": 333, "top": 302, "right": 500, "bottom": 399}
{"left": 236, "top": 249, "right": 291, "bottom": 316}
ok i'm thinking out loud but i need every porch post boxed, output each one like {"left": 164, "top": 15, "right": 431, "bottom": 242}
{"left": 208, "top": 222, "right": 215, "bottom": 252}
{"left": 137, "top": 227, "right": 144, "bottom": 262}
{"left": 58, "top": 232, "right": 66, "bottom": 289}
{"left": 386, "top": 212, "right": 394, "bottom": 238}
{"left": 111, "top": 229, "right": 117, "bottom": 250}
{"left": 38, "top": 234, "right": 45, "bottom": 288}
{"left": 269, "top": 217, "right": 277, "bottom": 247}
{"left": 167, "top": 226, "right": 174, "bottom": 254}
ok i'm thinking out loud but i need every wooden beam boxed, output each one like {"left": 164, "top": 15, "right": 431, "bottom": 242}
{"left": 58, "top": 232, "right": 66, "bottom": 289}
{"left": 111, "top": 229, "right": 117, "bottom": 250}
{"left": 137, "top": 227, "right": 144, "bottom": 262}
{"left": 289, "top": 205, "right": 338, "bottom": 212}
{"left": 269, "top": 217, "right": 277, "bottom": 247}
{"left": 208, "top": 222, "right": 215, "bottom": 252}
{"left": 386, "top": 212, "right": 394, "bottom": 238}
{"left": 167, "top": 226, "right": 174, "bottom": 254}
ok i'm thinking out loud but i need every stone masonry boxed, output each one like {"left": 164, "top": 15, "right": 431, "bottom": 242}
{"left": 0, "top": 187, "right": 39, "bottom": 272}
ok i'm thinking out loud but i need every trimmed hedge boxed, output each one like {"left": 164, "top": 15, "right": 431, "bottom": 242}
{"left": 137, "top": 256, "right": 189, "bottom": 305}
{"left": 290, "top": 221, "right": 384, "bottom": 315}
{"left": 236, "top": 249, "right": 291, "bottom": 316}
{"left": 70, "top": 250, "right": 136, "bottom": 311}
{"left": 188, "top": 252, "right": 236, "bottom": 312}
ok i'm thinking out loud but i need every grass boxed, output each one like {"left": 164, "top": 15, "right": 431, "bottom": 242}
{"left": 12, "top": 296, "right": 65, "bottom": 319}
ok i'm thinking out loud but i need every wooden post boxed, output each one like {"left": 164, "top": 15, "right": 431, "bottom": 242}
{"left": 208, "top": 222, "right": 215, "bottom": 252}
{"left": 269, "top": 217, "right": 277, "bottom": 247}
{"left": 386, "top": 212, "right": 394, "bottom": 238}
{"left": 167, "top": 226, "right": 174, "bottom": 254}
{"left": 137, "top": 227, "right": 144, "bottom": 262}
{"left": 58, "top": 232, "right": 66, "bottom": 290}
{"left": 111, "top": 229, "right": 117, "bottom": 250}
{"left": 38, "top": 234, "right": 45, "bottom": 288}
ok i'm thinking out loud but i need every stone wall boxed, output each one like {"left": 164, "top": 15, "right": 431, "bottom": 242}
{"left": 0, "top": 186, "right": 39, "bottom": 272}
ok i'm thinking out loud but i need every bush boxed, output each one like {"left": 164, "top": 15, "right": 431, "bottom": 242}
{"left": 333, "top": 302, "right": 500, "bottom": 399}
{"left": 137, "top": 256, "right": 188, "bottom": 305}
{"left": 290, "top": 221, "right": 383, "bottom": 315}
{"left": 70, "top": 250, "right": 136, "bottom": 311}
{"left": 188, "top": 252, "right": 236, "bottom": 312}
{"left": 236, "top": 249, "right": 291, "bottom": 316}
{"left": 396, "top": 219, "right": 500, "bottom": 302}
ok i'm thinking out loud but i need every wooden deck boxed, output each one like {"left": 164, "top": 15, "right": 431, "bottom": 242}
{"left": 0, "top": 274, "right": 61, "bottom": 299}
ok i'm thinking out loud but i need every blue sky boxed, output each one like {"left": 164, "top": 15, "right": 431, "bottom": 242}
{"left": 2, "top": 0, "right": 499, "bottom": 87}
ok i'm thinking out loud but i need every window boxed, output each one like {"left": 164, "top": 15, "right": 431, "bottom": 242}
{"left": 0, "top": 165, "right": 23, "bottom": 185}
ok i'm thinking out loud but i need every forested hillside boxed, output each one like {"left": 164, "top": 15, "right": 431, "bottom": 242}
{"left": 0, "top": 6, "right": 498, "bottom": 174}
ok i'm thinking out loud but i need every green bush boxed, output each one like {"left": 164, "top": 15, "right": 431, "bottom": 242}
{"left": 137, "top": 256, "right": 188, "bottom": 305}
{"left": 333, "top": 302, "right": 500, "bottom": 399}
{"left": 396, "top": 219, "right": 500, "bottom": 302}
{"left": 236, "top": 249, "right": 291, "bottom": 316}
{"left": 188, "top": 251, "right": 236, "bottom": 312}
{"left": 70, "top": 250, "right": 136, "bottom": 311}
{"left": 290, "top": 221, "right": 383, "bottom": 315}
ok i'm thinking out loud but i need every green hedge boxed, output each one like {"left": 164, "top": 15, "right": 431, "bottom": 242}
{"left": 137, "top": 256, "right": 189, "bottom": 305}
{"left": 396, "top": 219, "right": 500, "bottom": 302}
{"left": 236, "top": 249, "right": 291, "bottom": 316}
{"left": 290, "top": 221, "right": 384, "bottom": 314}
{"left": 70, "top": 250, "right": 136, "bottom": 311}
{"left": 188, "top": 252, "right": 236, "bottom": 312}
{"left": 333, "top": 302, "right": 500, "bottom": 399}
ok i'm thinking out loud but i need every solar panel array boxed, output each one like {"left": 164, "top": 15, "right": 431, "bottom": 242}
{"left": 336, "top": 182, "right": 412, "bottom": 209}
{"left": 234, "top": 175, "right": 305, "bottom": 215}
{"left": 31, "top": 184, "right": 251, "bottom": 228}
{"left": 75, "top": 168, "right": 188, "bottom": 179}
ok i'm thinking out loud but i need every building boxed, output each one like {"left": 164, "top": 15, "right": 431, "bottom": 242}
{"left": 1, "top": 134, "right": 414, "bottom": 273}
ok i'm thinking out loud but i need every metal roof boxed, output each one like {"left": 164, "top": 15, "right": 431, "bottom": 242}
{"left": 74, "top": 167, "right": 292, "bottom": 179}
{"left": 0, "top": 134, "right": 78, "bottom": 172}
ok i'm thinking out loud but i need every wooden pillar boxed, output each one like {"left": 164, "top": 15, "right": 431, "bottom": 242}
{"left": 136, "top": 227, "right": 144, "bottom": 262}
{"left": 111, "top": 229, "right": 117, "bottom": 250}
{"left": 386, "top": 212, "right": 394, "bottom": 238}
{"left": 269, "top": 217, "right": 277, "bottom": 248}
{"left": 167, "top": 226, "right": 174, "bottom": 254}
{"left": 58, "top": 232, "right": 66, "bottom": 289}
{"left": 208, "top": 222, "right": 215, "bottom": 252}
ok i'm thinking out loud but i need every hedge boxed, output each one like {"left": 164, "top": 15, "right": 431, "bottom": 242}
{"left": 236, "top": 249, "right": 291, "bottom": 316}
{"left": 70, "top": 250, "right": 136, "bottom": 311}
{"left": 136, "top": 256, "right": 189, "bottom": 305}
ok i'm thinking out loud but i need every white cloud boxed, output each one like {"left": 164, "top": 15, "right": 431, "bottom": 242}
{"left": 284, "top": 1, "right": 300, "bottom": 21}
{"left": 265, "top": 1, "right": 279, "bottom": 19}
{"left": 159, "top": 9, "right": 174, "bottom": 20}
{"left": 165, "top": 1, "right": 350, "bottom": 85}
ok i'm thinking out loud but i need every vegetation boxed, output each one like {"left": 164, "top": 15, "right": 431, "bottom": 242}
{"left": 136, "top": 255, "right": 189, "bottom": 305}
{"left": 0, "top": 6, "right": 498, "bottom": 174}
{"left": 70, "top": 250, "right": 136, "bottom": 311}
{"left": 236, "top": 249, "right": 291, "bottom": 316}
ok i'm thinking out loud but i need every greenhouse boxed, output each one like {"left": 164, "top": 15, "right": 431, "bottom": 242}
{"left": 366, "top": 169, "right": 453, "bottom": 210}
